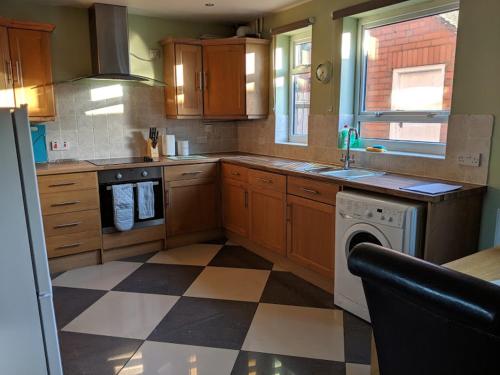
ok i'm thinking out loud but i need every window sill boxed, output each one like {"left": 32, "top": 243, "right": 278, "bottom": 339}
{"left": 348, "top": 147, "right": 445, "bottom": 160}
{"left": 276, "top": 141, "right": 308, "bottom": 147}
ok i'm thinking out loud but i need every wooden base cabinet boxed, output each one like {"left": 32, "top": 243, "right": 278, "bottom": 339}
{"left": 222, "top": 177, "right": 249, "bottom": 237}
{"left": 286, "top": 194, "right": 336, "bottom": 278}
{"left": 164, "top": 164, "right": 219, "bottom": 236}
{"left": 248, "top": 169, "right": 286, "bottom": 255}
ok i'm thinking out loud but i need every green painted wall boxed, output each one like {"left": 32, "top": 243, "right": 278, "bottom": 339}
{"left": 0, "top": 1, "right": 234, "bottom": 81}
{"left": 265, "top": 0, "right": 500, "bottom": 249}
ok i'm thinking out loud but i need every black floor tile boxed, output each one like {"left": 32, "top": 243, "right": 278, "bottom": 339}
{"left": 112, "top": 263, "right": 204, "bottom": 296}
{"left": 343, "top": 311, "right": 372, "bottom": 364}
{"left": 208, "top": 245, "right": 273, "bottom": 270}
{"left": 120, "top": 251, "right": 158, "bottom": 263}
{"left": 53, "top": 287, "right": 106, "bottom": 329}
{"left": 231, "top": 351, "right": 346, "bottom": 375}
{"left": 202, "top": 236, "right": 228, "bottom": 245}
{"left": 59, "top": 332, "right": 142, "bottom": 375}
{"left": 260, "top": 271, "right": 335, "bottom": 309}
{"left": 148, "top": 296, "right": 258, "bottom": 349}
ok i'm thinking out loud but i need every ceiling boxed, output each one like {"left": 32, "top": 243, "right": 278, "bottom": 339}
{"left": 22, "top": 0, "right": 309, "bottom": 23}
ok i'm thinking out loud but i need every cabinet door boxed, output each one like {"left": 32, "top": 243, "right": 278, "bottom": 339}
{"left": 287, "top": 194, "right": 335, "bottom": 278}
{"left": 0, "top": 26, "right": 15, "bottom": 107}
{"left": 8, "top": 28, "right": 55, "bottom": 118}
{"left": 249, "top": 186, "right": 286, "bottom": 255}
{"left": 166, "top": 179, "right": 218, "bottom": 236}
{"left": 222, "top": 177, "right": 249, "bottom": 237}
{"left": 203, "top": 44, "right": 245, "bottom": 117}
{"left": 175, "top": 43, "right": 203, "bottom": 116}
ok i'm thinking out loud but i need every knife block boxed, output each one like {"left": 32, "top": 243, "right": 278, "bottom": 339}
{"left": 146, "top": 139, "right": 159, "bottom": 159}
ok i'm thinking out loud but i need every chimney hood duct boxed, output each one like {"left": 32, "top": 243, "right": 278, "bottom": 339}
{"left": 69, "top": 3, "right": 166, "bottom": 86}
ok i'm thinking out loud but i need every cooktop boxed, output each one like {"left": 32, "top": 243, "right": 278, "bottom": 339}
{"left": 87, "top": 157, "right": 155, "bottom": 166}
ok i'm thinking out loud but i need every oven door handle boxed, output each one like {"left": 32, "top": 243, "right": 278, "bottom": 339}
{"left": 105, "top": 181, "right": 160, "bottom": 191}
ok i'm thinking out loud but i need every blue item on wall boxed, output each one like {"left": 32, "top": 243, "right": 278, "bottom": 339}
{"left": 31, "top": 124, "right": 48, "bottom": 163}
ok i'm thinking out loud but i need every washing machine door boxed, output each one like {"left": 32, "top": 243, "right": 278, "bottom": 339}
{"left": 334, "top": 223, "right": 391, "bottom": 321}
{"left": 344, "top": 223, "right": 391, "bottom": 260}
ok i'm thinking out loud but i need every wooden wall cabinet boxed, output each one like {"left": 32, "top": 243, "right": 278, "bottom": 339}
{"left": 164, "top": 163, "right": 219, "bottom": 236}
{"left": 162, "top": 39, "right": 203, "bottom": 119}
{"left": 161, "top": 37, "right": 270, "bottom": 120}
{"left": 0, "top": 18, "right": 56, "bottom": 121}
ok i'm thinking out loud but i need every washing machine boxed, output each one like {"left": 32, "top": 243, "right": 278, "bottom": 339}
{"left": 334, "top": 191, "right": 424, "bottom": 322}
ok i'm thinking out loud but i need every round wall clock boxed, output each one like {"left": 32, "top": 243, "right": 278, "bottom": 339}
{"left": 315, "top": 61, "right": 332, "bottom": 83}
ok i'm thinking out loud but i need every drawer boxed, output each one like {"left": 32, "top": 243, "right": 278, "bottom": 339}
{"left": 46, "top": 230, "right": 101, "bottom": 258}
{"left": 38, "top": 172, "right": 97, "bottom": 194}
{"left": 222, "top": 163, "right": 248, "bottom": 182}
{"left": 248, "top": 169, "right": 286, "bottom": 193}
{"left": 43, "top": 209, "right": 101, "bottom": 237}
{"left": 164, "top": 163, "right": 217, "bottom": 182}
{"left": 40, "top": 189, "right": 99, "bottom": 215}
{"left": 287, "top": 176, "right": 340, "bottom": 205}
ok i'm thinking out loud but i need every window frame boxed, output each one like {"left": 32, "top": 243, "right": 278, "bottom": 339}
{"left": 289, "top": 32, "right": 312, "bottom": 144}
{"left": 353, "top": 2, "right": 459, "bottom": 155}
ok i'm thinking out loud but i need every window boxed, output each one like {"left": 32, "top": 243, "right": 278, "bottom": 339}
{"left": 355, "top": 5, "right": 459, "bottom": 155}
{"left": 274, "top": 26, "right": 312, "bottom": 144}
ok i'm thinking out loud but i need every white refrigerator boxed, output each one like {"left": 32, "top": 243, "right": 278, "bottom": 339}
{"left": 0, "top": 107, "right": 63, "bottom": 374}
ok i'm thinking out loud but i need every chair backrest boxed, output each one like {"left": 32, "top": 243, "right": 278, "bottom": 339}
{"left": 348, "top": 243, "right": 500, "bottom": 375}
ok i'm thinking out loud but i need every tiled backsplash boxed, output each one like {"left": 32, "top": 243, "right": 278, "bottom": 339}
{"left": 45, "top": 82, "right": 238, "bottom": 161}
{"left": 238, "top": 114, "right": 494, "bottom": 185}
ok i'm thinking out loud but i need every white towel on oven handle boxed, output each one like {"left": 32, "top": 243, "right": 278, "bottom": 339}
{"left": 112, "top": 183, "right": 134, "bottom": 231}
{"left": 136, "top": 181, "right": 155, "bottom": 219}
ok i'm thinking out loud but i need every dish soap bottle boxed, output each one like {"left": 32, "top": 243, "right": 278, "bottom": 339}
{"left": 338, "top": 125, "right": 350, "bottom": 149}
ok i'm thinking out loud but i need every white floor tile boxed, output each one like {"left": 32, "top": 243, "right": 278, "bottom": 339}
{"left": 184, "top": 266, "right": 270, "bottom": 302}
{"left": 346, "top": 363, "right": 371, "bottom": 375}
{"left": 147, "top": 244, "right": 223, "bottom": 266}
{"left": 51, "top": 261, "right": 141, "bottom": 290}
{"left": 120, "top": 341, "right": 238, "bottom": 375}
{"left": 242, "top": 303, "right": 344, "bottom": 361}
{"left": 62, "top": 291, "right": 178, "bottom": 339}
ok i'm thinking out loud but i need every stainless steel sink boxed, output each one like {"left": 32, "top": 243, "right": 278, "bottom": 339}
{"left": 305, "top": 166, "right": 384, "bottom": 180}
{"left": 320, "top": 168, "right": 385, "bottom": 180}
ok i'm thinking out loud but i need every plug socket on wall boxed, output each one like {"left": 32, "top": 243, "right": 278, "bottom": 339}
{"left": 458, "top": 152, "right": 481, "bottom": 167}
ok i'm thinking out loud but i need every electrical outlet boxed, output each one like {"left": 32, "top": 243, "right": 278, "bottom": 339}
{"left": 458, "top": 152, "right": 481, "bottom": 167}
{"left": 50, "top": 140, "right": 70, "bottom": 151}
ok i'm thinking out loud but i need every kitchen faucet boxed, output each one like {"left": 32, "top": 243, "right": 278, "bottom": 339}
{"left": 341, "top": 128, "right": 359, "bottom": 170}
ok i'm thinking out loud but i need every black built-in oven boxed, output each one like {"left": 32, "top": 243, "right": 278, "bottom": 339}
{"left": 98, "top": 167, "right": 164, "bottom": 233}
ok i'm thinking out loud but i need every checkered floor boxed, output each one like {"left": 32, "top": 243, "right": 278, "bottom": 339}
{"left": 51, "top": 239, "right": 372, "bottom": 375}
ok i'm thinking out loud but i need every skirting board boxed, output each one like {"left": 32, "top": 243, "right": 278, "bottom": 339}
{"left": 225, "top": 230, "right": 334, "bottom": 293}
{"left": 165, "top": 229, "right": 224, "bottom": 249}
{"left": 102, "top": 240, "right": 165, "bottom": 263}
{"left": 48, "top": 249, "right": 101, "bottom": 274}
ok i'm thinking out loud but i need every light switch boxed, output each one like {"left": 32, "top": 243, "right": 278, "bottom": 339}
{"left": 457, "top": 152, "right": 481, "bottom": 167}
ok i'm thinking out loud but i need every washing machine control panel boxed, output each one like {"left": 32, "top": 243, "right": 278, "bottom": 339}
{"left": 337, "top": 198, "right": 405, "bottom": 228}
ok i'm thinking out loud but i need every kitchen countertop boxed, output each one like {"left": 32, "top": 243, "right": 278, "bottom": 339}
{"left": 36, "top": 153, "right": 487, "bottom": 203}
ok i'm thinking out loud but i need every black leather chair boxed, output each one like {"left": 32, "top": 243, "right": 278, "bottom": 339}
{"left": 347, "top": 243, "right": 500, "bottom": 375}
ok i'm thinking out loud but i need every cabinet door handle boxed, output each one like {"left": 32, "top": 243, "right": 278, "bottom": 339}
{"left": 203, "top": 72, "right": 208, "bottom": 90}
{"left": 48, "top": 182, "right": 76, "bottom": 187}
{"left": 257, "top": 177, "right": 272, "bottom": 184}
{"left": 14, "top": 61, "right": 23, "bottom": 86}
{"left": 51, "top": 200, "right": 81, "bottom": 207}
{"left": 302, "top": 188, "right": 319, "bottom": 195}
{"left": 244, "top": 190, "right": 248, "bottom": 208}
{"left": 182, "top": 171, "right": 202, "bottom": 176}
{"left": 286, "top": 204, "right": 292, "bottom": 222}
{"left": 56, "top": 242, "right": 82, "bottom": 250}
{"left": 231, "top": 171, "right": 240, "bottom": 176}
{"left": 196, "top": 71, "right": 203, "bottom": 91}
{"left": 53, "top": 222, "right": 81, "bottom": 229}
{"left": 165, "top": 189, "right": 170, "bottom": 207}
{"left": 4, "top": 60, "right": 12, "bottom": 86}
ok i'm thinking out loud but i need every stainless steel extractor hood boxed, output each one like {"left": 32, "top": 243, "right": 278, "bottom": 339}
{"left": 69, "top": 3, "right": 165, "bottom": 86}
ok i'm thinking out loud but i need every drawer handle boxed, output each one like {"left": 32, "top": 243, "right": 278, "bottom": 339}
{"left": 56, "top": 242, "right": 82, "bottom": 250}
{"left": 53, "top": 222, "right": 82, "bottom": 229}
{"left": 51, "top": 200, "right": 81, "bottom": 207}
{"left": 48, "top": 182, "right": 76, "bottom": 187}
{"left": 182, "top": 171, "right": 202, "bottom": 175}
{"left": 257, "top": 177, "right": 272, "bottom": 184}
{"left": 302, "top": 188, "right": 319, "bottom": 195}
{"left": 231, "top": 171, "right": 240, "bottom": 176}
